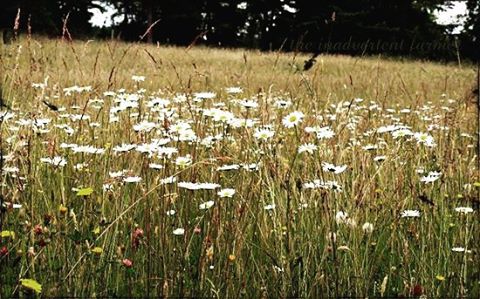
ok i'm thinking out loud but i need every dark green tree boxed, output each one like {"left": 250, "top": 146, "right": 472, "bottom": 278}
{"left": 0, "top": 0, "right": 97, "bottom": 37}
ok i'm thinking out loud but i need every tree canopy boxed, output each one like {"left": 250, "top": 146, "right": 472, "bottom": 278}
{"left": 0, "top": 0, "right": 478, "bottom": 61}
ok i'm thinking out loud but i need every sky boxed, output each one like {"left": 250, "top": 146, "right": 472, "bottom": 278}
{"left": 89, "top": 1, "right": 121, "bottom": 28}
{"left": 89, "top": 2, "right": 469, "bottom": 33}
{"left": 434, "top": 1, "right": 468, "bottom": 33}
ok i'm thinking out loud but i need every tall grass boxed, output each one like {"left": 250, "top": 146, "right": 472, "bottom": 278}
{"left": 0, "top": 37, "right": 478, "bottom": 297}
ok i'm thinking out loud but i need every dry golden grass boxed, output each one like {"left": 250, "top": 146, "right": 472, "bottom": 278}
{"left": 0, "top": 37, "right": 478, "bottom": 297}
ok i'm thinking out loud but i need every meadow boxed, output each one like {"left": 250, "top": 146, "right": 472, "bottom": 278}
{"left": 0, "top": 37, "right": 479, "bottom": 297}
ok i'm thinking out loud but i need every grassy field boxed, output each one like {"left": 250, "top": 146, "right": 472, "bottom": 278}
{"left": 0, "top": 37, "right": 479, "bottom": 297}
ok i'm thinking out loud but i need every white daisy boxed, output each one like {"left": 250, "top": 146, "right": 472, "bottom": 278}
{"left": 217, "top": 188, "right": 235, "bottom": 198}
{"left": 420, "top": 171, "right": 441, "bottom": 183}
{"left": 322, "top": 162, "right": 347, "bottom": 174}
{"left": 454, "top": 207, "right": 474, "bottom": 214}
{"left": 264, "top": 204, "right": 276, "bottom": 210}
{"left": 254, "top": 128, "right": 275, "bottom": 141}
{"left": 175, "top": 155, "right": 192, "bottom": 167}
{"left": 401, "top": 210, "right": 420, "bottom": 218}
{"left": 173, "top": 228, "right": 185, "bottom": 235}
{"left": 362, "top": 222, "right": 374, "bottom": 233}
{"left": 216, "top": 164, "right": 240, "bottom": 171}
{"left": 132, "top": 75, "right": 145, "bottom": 82}
{"left": 282, "top": 111, "right": 304, "bottom": 128}
{"left": 40, "top": 156, "right": 67, "bottom": 167}
{"left": 335, "top": 211, "right": 349, "bottom": 224}
{"left": 199, "top": 201, "right": 215, "bottom": 210}
{"left": 123, "top": 176, "right": 142, "bottom": 183}
{"left": 298, "top": 143, "right": 317, "bottom": 154}
{"left": 225, "top": 87, "right": 243, "bottom": 94}
{"left": 149, "top": 163, "right": 164, "bottom": 170}
{"left": 178, "top": 182, "right": 221, "bottom": 190}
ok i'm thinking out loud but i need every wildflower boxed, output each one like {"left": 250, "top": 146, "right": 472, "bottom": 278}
{"left": 173, "top": 228, "right": 185, "bottom": 235}
{"left": 420, "top": 171, "right": 441, "bottom": 183}
{"left": 193, "top": 226, "right": 202, "bottom": 234}
{"left": 414, "top": 132, "right": 436, "bottom": 147}
{"left": 298, "top": 143, "right": 317, "bottom": 154}
{"left": 2, "top": 202, "right": 22, "bottom": 209}
{"left": 113, "top": 144, "right": 136, "bottom": 153}
{"left": 133, "top": 121, "right": 156, "bottom": 132}
{"left": 401, "top": 210, "right": 420, "bottom": 218}
{"left": 27, "top": 246, "right": 37, "bottom": 257}
{"left": 40, "top": 156, "right": 67, "bottom": 167}
{"left": 212, "top": 110, "right": 235, "bottom": 123}
{"left": 147, "top": 97, "right": 170, "bottom": 108}
{"left": 199, "top": 201, "right": 215, "bottom": 210}
{"left": 238, "top": 99, "right": 258, "bottom": 109}
{"left": 451, "top": 247, "right": 469, "bottom": 252}
{"left": 436, "top": 275, "right": 445, "bottom": 281}
{"left": 175, "top": 155, "right": 192, "bottom": 167}
{"left": 109, "top": 171, "right": 124, "bottom": 178}
{"left": 122, "top": 258, "right": 133, "bottom": 268}
{"left": 335, "top": 211, "right": 349, "bottom": 224}
{"left": 377, "top": 124, "right": 406, "bottom": 133}
{"left": 362, "top": 144, "right": 378, "bottom": 151}
{"left": 91, "top": 247, "right": 103, "bottom": 255}
{"left": 217, "top": 188, "right": 235, "bottom": 198}
{"left": 131, "top": 75, "right": 145, "bottom": 82}
{"left": 149, "top": 163, "right": 163, "bottom": 170}
{"left": 392, "top": 128, "right": 414, "bottom": 138}
{"left": 131, "top": 228, "right": 143, "bottom": 249}
{"left": 315, "top": 126, "right": 335, "bottom": 139}
{"left": 373, "top": 155, "right": 386, "bottom": 162}
{"left": 33, "top": 225, "right": 43, "bottom": 235}
{"left": 166, "top": 210, "right": 176, "bottom": 216}
{"left": 71, "top": 145, "right": 105, "bottom": 155}
{"left": 274, "top": 99, "right": 292, "bottom": 109}
{"left": 322, "top": 162, "right": 347, "bottom": 174}
{"left": 242, "top": 163, "right": 259, "bottom": 171}
{"left": 264, "top": 203, "right": 276, "bottom": 210}
{"left": 226, "top": 87, "right": 243, "bottom": 94}
{"left": 228, "top": 254, "right": 236, "bottom": 262}
{"left": 454, "top": 207, "right": 473, "bottom": 214}
{"left": 194, "top": 92, "right": 216, "bottom": 100}
{"left": 216, "top": 164, "right": 240, "bottom": 171}
{"left": 123, "top": 176, "right": 142, "bottom": 183}
{"left": 253, "top": 128, "right": 275, "bottom": 141}
{"left": 303, "top": 180, "right": 342, "bottom": 192}
{"left": 362, "top": 222, "right": 374, "bottom": 233}
{"left": 160, "top": 176, "right": 177, "bottom": 185}
{"left": 178, "top": 182, "right": 221, "bottom": 190}
{"left": 58, "top": 205, "right": 68, "bottom": 214}
{"left": 282, "top": 111, "right": 304, "bottom": 128}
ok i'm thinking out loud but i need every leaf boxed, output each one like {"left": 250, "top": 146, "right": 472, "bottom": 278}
{"left": 20, "top": 279, "right": 42, "bottom": 294}
{"left": 68, "top": 230, "right": 82, "bottom": 243}
{"left": 1, "top": 230, "right": 15, "bottom": 239}
{"left": 76, "top": 187, "right": 94, "bottom": 196}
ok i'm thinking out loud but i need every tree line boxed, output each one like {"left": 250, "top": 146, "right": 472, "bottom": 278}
{"left": 1, "top": 0, "right": 478, "bottom": 61}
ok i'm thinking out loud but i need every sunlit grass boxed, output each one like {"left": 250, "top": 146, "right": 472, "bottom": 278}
{"left": 0, "top": 37, "right": 478, "bottom": 297}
